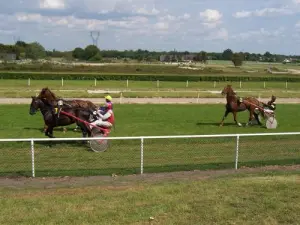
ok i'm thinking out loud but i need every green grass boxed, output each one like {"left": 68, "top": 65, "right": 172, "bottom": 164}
{"left": 0, "top": 79, "right": 300, "bottom": 98}
{"left": 0, "top": 172, "right": 300, "bottom": 225}
{"left": 0, "top": 104, "right": 300, "bottom": 177}
{"left": 1, "top": 60, "right": 299, "bottom": 76}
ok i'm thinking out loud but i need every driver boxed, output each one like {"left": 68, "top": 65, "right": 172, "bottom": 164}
{"left": 264, "top": 95, "right": 276, "bottom": 114}
{"left": 99, "top": 95, "right": 113, "bottom": 115}
{"left": 90, "top": 96, "right": 115, "bottom": 129}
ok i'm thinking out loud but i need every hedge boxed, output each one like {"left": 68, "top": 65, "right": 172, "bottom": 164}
{"left": 1, "top": 72, "right": 300, "bottom": 82}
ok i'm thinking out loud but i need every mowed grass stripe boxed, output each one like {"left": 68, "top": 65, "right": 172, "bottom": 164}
{"left": 0, "top": 104, "right": 299, "bottom": 177}
{"left": 0, "top": 79, "right": 300, "bottom": 90}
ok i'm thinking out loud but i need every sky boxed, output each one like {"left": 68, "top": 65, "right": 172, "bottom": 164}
{"left": 0, "top": 0, "right": 300, "bottom": 54}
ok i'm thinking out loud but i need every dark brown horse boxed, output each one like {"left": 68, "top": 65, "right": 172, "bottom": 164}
{"left": 220, "top": 85, "right": 266, "bottom": 127}
{"left": 29, "top": 96, "right": 92, "bottom": 138}
{"left": 37, "top": 87, "right": 97, "bottom": 132}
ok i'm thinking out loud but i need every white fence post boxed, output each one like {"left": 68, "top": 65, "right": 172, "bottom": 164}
{"left": 186, "top": 80, "right": 189, "bottom": 88}
{"left": 157, "top": 80, "right": 160, "bottom": 88}
{"left": 126, "top": 79, "right": 129, "bottom": 88}
{"left": 61, "top": 78, "right": 64, "bottom": 87}
{"left": 235, "top": 135, "right": 240, "bottom": 170}
{"left": 94, "top": 78, "right": 97, "bottom": 87}
{"left": 31, "top": 139, "right": 35, "bottom": 177}
{"left": 140, "top": 137, "right": 144, "bottom": 174}
{"left": 264, "top": 81, "right": 266, "bottom": 89}
{"left": 286, "top": 81, "right": 288, "bottom": 89}
{"left": 120, "top": 92, "right": 123, "bottom": 104}
{"left": 239, "top": 80, "right": 242, "bottom": 88}
{"left": 28, "top": 78, "right": 31, "bottom": 86}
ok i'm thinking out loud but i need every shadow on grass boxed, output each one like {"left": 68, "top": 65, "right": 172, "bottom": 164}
{"left": 196, "top": 122, "right": 242, "bottom": 127}
{"left": 196, "top": 122, "right": 265, "bottom": 128}
{"left": 24, "top": 127, "right": 77, "bottom": 132}
{"left": 1, "top": 158, "right": 300, "bottom": 178}
{"left": 36, "top": 140, "right": 90, "bottom": 149}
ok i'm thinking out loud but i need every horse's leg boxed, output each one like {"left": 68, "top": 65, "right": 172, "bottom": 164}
{"left": 233, "top": 111, "right": 242, "bottom": 127}
{"left": 47, "top": 126, "right": 55, "bottom": 138}
{"left": 43, "top": 124, "right": 48, "bottom": 133}
{"left": 246, "top": 109, "right": 254, "bottom": 126}
{"left": 45, "top": 126, "right": 49, "bottom": 137}
{"left": 253, "top": 113, "right": 262, "bottom": 126}
{"left": 220, "top": 109, "right": 230, "bottom": 126}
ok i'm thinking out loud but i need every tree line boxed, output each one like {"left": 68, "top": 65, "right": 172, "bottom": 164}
{"left": 0, "top": 41, "right": 299, "bottom": 65}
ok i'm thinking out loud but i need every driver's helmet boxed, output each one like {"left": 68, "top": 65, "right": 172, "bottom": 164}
{"left": 105, "top": 95, "right": 112, "bottom": 102}
{"left": 269, "top": 103, "right": 276, "bottom": 110}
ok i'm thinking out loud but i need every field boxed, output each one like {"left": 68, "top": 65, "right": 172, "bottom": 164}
{"left": 0, "top": 169, "right": 300, "bottom": 225}
{"left": 1, "top": 79, "right": 300, "bottom": 98}
{"left": 1, "top": 60, "right": 300, "bottom": 75}
{"left": 1, "top": 67, "right": 300, "bottom": 224}
{"left": 1, "top": 104, "right": 300, "bottom": 177}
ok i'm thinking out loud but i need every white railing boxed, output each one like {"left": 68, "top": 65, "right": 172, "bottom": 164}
{"left": 1, "top": 131, "right": 300, "bottom": 178}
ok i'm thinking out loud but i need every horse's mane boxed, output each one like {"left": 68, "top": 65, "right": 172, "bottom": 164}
{"left": 38, "top": 87, "right": 58, "bottom": 101}
{"left": 225, "top": 85, "right": 236, "bottom": 96}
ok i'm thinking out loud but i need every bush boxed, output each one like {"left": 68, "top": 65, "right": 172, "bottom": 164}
{"left": 232, "top": 53, "right": 243, "bottom": 67}
{"left": 1, "top": 71, "right": 300, "bottom": 82}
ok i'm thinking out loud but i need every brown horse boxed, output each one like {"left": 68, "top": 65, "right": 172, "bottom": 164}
{"left": 29, "top": 96, "right": 92, "bottom": 138}
{"left": 219, "top": 85, "right": 266, "bottom": 127}
{"left": 37, "top": 87, "right": 97, "bottom": 132}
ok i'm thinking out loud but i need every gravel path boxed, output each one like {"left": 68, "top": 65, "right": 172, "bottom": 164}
{"left": 0, "top": 97, "right": 300, "bottom": 104}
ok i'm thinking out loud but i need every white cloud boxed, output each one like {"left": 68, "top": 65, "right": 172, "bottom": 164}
{"left": 205, "top": 28, "right": 228, "bottom": 40}
{"left": 199, "top": 9, "right": 222, "bottom": 28}
{"left": 136, "top": 7, "right": 160, "bottom": 15}
{"left": 233, "top": 10, "right": 252, "bottom": 18}
{"left": 293, "top": 0, "right": 300, "bottom": 4}
{"left": 14, "top": 13, "right": 150, "bottom": 31}
{"left": 0, "top": 29, "right": 16, "bottom": 35}
{"left": 180, "top": 13, "right": 191, "bottom": 20}
{"left": 296, "top": 21, "right": 300, "bottom": 28}
{"left": 40, "top": 0, "right": 65, "bottom": 9}
{"left": 233, "top": 6, "right": 294, "bottom": 18}
{"left": 154, "top": 22, "right": 169, "bottom": 30}
{"left": 200, "top": 9, "right": 222, "bottom": 22}
{"left": 232, "top": 27, "right": 285, "bottom": 40}
{"left": 16, "top": 13, "right": 43, "bottom": 22}
{"left": 159, "top": 13, "right": 190, "bottom": 22}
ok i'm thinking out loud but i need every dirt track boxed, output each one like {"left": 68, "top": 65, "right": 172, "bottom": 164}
{"left": 0, "top": 165, "right": 299, "bottom": 189}
{"left": 1, "top": 97, "right": 300, "bottom": 104}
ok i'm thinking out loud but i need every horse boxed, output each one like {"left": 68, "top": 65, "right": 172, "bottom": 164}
{"left": 219, "top": 84, "right": 266, "bottom": 127}
{"left": 29, "top": 96, "right": 93, "bottom": 138}
{"left": 37, "top": 87, "right": 98, "bottom": 132}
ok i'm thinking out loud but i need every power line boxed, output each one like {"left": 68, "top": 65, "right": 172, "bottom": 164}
{"left": 90, "top": 31, "right": 100, "bottom": 47}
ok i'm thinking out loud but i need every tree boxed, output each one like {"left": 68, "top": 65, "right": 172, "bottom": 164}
{"left": 164, "top": 55, "right": 170, "bottom": 62}
{"left": 84, "top": 45, "right": 100, "bottom": 60}
{"left": 231, "top": 53, "right": 244, "bottom": 67}
{"left": 72, "top": 47, "right": 85, "bottom": 60}
{"left": 25, "top": 42, "right": 46, "bottom": 59}
{"left": 264, "top": 51, "right": 272, "bottom": 58}
{"left": 199, "top": 51, "right": 207, "bottom": 63}
{"left": 89, "top": 52, "right": 102, "bottom": 61}
{"left": 222, "top": 49, "right": 233, "bottom": 60}
{"left": 15, "top": 41, "right": 27, "bottom": 48}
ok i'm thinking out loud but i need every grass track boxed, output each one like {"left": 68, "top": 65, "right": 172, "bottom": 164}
{"left": 0, "top": 171, "right": 300, "bottom": 225}
{"left": 0, "top": 104, "right": 300, "bottom": 177}
{"left": 1, "top": 79, "right": 300, "bottom": 98}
